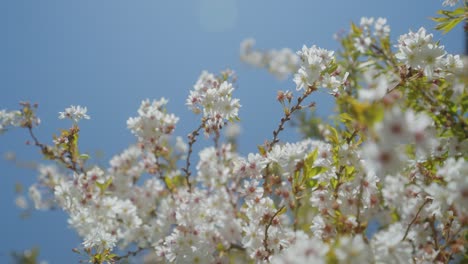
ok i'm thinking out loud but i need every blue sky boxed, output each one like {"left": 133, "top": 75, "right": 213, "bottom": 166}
{"left": 0, "top": 0, "right": 464, "bottom": 262}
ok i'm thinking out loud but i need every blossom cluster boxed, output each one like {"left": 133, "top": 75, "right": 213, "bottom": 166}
{"left": 293, "top": 45, "right": 349, "bottom": 94}
{"left": 186, "top": 70, "right": 241, "bottom": 135}
{"left": 395, "top": 27, "right": 463, "bottom": 80}
{"left": 58, "top": 105, "right": 90, "bottom": 123}
{"left": 353, "top": 17, "right": 390, "bottom": 53}
{"left": 127, "top": 98, "right": 179, "bottom": 148}
{"left": 0, "top": 109, "right": 21, "bottom": 133}
{"left": 443, "top": 0, "right": 460, "bottom": 6}
{"left": 240, "top": 38, "right": 299, "bottom": 80}
{"left": 2, "top": 2, "right": 468, "bottom": 263}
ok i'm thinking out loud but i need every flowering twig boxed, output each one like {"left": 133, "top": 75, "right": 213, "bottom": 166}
{"left": 370, "top": 43, "right": 398, "bottom": 70}
{"left": 293, "top": 198, "right": 302, "bottom": 232}
{"left": 263, "top": 205, "right": 285, "bottom": 255}
{"left": 154, "top": 155, "right": 175, "bottom": 196}
{"left": 182, "top": 120, "right": 206, "bottom": 191}
{"left": 27, "top": 125, "right": 84, "bottom": 174}
{"left": 355, "top": 179, "right": 365, "bottom": 229}
{"left": 112, "top": 247, "right": 144, "bottom": 261}
{"left": 402, "top": 198, "right": 431, "bottom": 241}
{"left": 428, "top": 216, "right": 440, "bottom": 250}
{"left": 268, "top": 86, "right": 316, "bottom": 152}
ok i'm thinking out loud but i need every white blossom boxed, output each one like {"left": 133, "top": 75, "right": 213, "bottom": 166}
{"left": 0, "top": 109, "right": 22, "bottom": 133}
{"left": 58, "top": 105, "right": 90, "bottom": 122}
{"left": 395, "top": 27, "right": 447, "bottom": 80}
{"left": 240, "top": 38, "right": 299, "bottom": 80}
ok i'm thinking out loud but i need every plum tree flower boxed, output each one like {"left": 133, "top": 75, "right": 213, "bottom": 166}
{"left": 271, "top": 235, "right": 329, "bottom": 264}
{"left": 442, "top": 0, "right": 459, "bottom": 6}
{"left": 371, "top": 223, "right": 413, "bottom": 263}
{"left": 293, "top": 45, "right": 335, "bottom": 91}
{"left": 240, "top": 38, "right": 299, "bottom": 80}
{"left": 0, "top": 109, "right": 21, "bottom": 133}
{"left": 394, "top": 27, "right": 461, "bottom": 80}
{"left": 58, "top": 105, "right": 90, "bottom": 122}
{"left": 127, "top": 98, "right": 179, "bottom": 148}
{"left": 186, "top": 70, "right": 241, "bottom": 135}
{"left": 353, "top": 17, "right": 391, "bottom": 53}
{"left": 334, "top": 236, "right": 374, "bottom": 263}
{"left": 82, "top": 227, "right": 117, "bottom": 254}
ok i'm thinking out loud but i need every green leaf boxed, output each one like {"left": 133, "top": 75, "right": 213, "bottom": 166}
{"left": 164, "top": 176, "right": 174, "bottom": 190}
{"left": 431, "top": 16, "right": 450, "bottom": 22}
{"left": 326, "top": 63, "right": 338, "bottom": 74}
{"left": 381, "top": 37, "right": 391, "bottom": 52}
{"left": 302, "top": 148, "right": 330, "bottom": 187}
{"left": 350, "top": 22, "right": 361, "bottom": 35}
{"left": 95, "top": 178, "right": 113, "bottom": 194}
{"left": 345, "top": 166, "right": 355, "bottom": 176}
{"left": 308, "top": 166, "right": 328, "bottom": 179}
{"left": 305, "top": 148, "right": 319, "bottom": 165}
{"left": 330, "top": 177, "right": 339, "bottom": 189}
{"left": 79, "top": 153, "right": 90, "bottom": 160}
{"left": 306, "top": 177, "right": 319, "bottom": 188}
{"left": 433, "top": 7, "right": 466, "bottom": 34}
{"left": 435, "top": 17, "right": 464, "bottom": 34}
{"left": 339, "top": 112, "right": 354, "bottom": 123}
{"left": 276, "top": 206, "right": 288, "bottom": 216}
{"left": 327, "top": 126, "right": 340, "bottom": 145}
{"left": 257, "top": 145, "right": 267, "bottom": 156}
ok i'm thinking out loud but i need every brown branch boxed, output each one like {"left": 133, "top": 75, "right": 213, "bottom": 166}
{"left": 112, "top": 247, "right": 144, "bottom": 261}
{"left": 27, "top": 125, "right": 83, "bottom": 174}
{"left": 428, "top": 216, "right": 440, "bottom": 250}
{"left": 263, "top": 206, "right": 285, "bottom": 254}
{"left": 229, "top": 243, "right": 245, "bottom": 251}
{"left": 181, "top": 120, "right": 205, "bottom": 192}
{"left": 370, "top": 43, "right": 398, "bottom": 70}
{"left": 268, "top": 86, "right": 316, "bottom": 152}
{"left": 402, "top": 198, "right": 431, "bottom": 241}
{"left": 293, "top": 198, "right": 302, "bottom": 232}
{"left": 355, "top": 179, "right": 365, "bottom": 229}
{"left": 154, "top": 155, "right": 176, "bottom": 198}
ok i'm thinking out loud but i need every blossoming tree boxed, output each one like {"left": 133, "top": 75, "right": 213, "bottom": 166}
{"left": 1, "top": 1, "right": 467, "bottom": 263}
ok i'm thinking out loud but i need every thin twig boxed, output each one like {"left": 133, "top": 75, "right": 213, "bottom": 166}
{"left": 154, "top": 155, "right": 175, "bottom": 198}
{"left": 112, "top": 247, "right": 144, "bottom": 261}
{"left": 27, "top": 125, "right": 84, "bottom": 174}
{"left": 268, "top": 86, "right": 316, "bottom": 152}
{"left": 263, "top": 206, "right": 285, "bottom": 254}
{"left": 370, "top": 43, "right": 398, "bottom": 70}
{"left": 428, "top": 216, "right": 440, "bottom": 250}
{"left": 182, "top": 121, "right": 205, "bottom": 191}
{"left": 293, "top": 198, "right": 302, "bottom": 232}
{"left": 402, "top": 198, "right": 431, "bottom": 241}
{"left": 355, "top": 179, "right": 365, "bottom": 228}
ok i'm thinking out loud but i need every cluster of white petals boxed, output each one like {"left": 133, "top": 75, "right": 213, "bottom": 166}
{"left": 442, "top": 0, "right": 459, "bottom": 6}
{"left": 156, "top": 188, "right": 243, "bottom": 263}
{"left": 240, "top": 38, "right": 299, "bottom": 80}
{"left": 52, "top": 167, "right": 143, "bottom": 254}
{"left": 354, "top": 17, "right": 391, "bottom": 53}
{"left": 0, "top": 109, "right": 22, "bottom": 133}
{"left": 293, "top": 45, "right": 348, "bottom": 94}
{"left": 396, "top": 27, "right": 464, "bottom": 79}
{"left": 362, "top": 106, "right": 435, "bottom": 175}
{"left": 271, "top": 234, "right": 329, "bottom": 264}
{"left": 357, "top": 66, "right": 400, "bottom": 102}
{"left": 186, "top": 71, "right": 241, "bottom": 134}
{"left": 58, "top": 105, "right": 90, "bottom": 123}
{"left": 425, "top": 158, "right": 468, "bottom": 217}
{"left": 127, "top": 98, "right": 179, "bottom": 148}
